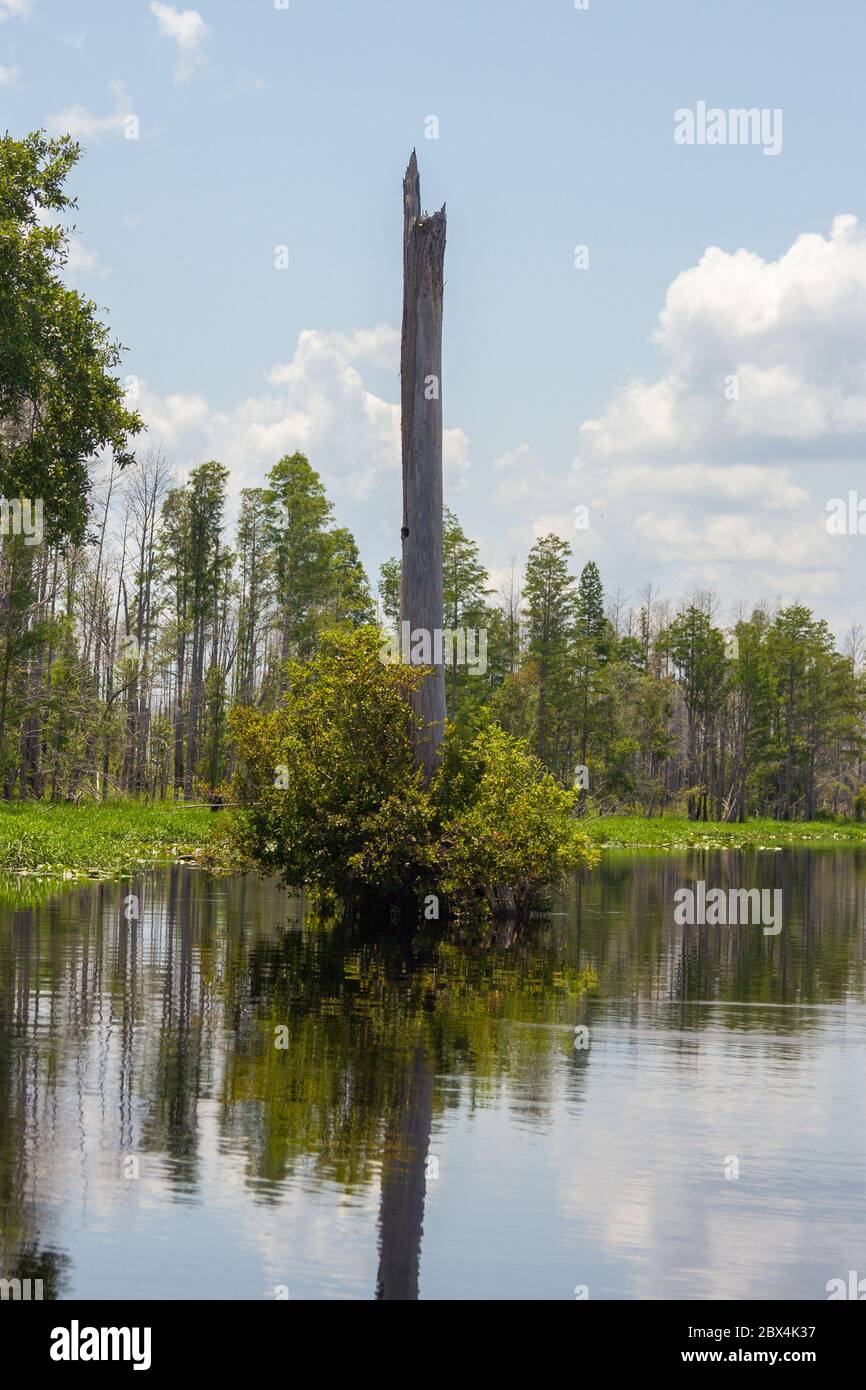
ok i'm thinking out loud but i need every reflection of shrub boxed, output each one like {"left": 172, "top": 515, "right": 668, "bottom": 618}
{"left": 225, "top": 628, "right": 598, "bottom": 920}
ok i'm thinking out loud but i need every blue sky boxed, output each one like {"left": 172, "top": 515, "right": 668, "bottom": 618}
{"left": 3, "top": 0, "right": 866, "bottom": 637}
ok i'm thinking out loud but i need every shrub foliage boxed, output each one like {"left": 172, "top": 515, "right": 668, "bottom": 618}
{"left": 227, "top": 627, "right": 598, "bottom": 919}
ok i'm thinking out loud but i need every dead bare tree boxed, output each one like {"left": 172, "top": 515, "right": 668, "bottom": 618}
{"left": 400, "top": 151, "right": 446, "bottom": 781}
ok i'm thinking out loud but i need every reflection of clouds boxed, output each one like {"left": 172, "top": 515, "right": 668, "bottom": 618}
{"left": 178, "top": 1099, "right": 380, "bottom": 1300}
{"left": 549, "top": 1006, "right": 866, "bottom": 1299}
{"left": 13, "top": 882, "right": 390, "bottom": 1299}
{"left": 5, "top": 862, "right": 866, "bottom": 1300}
{"left": 28, "top": 966, "right": 381, "bottom": 1297}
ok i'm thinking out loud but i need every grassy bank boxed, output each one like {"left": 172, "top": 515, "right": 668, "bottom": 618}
{"left": 584, "top": 814, "right": 866, "bottom": 850}
{"left": 0, "top": 803, "right": 864, "bottom": 887}
{"left": 0, "top": 801, "right": 216, "bottom": 879}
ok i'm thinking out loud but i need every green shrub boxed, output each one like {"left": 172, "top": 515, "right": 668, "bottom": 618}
{"left": 228, "top": 627, "right": 434, "bottom": 905}
{"left": 227, "top": 627, "right": 599, "bottom": 920}
{"left": 432, "top": 722, "right": 599, "bottom": 918}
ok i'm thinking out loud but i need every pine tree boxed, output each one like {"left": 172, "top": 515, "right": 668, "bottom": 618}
{"left": 264, "top": 453, "right": 334, "bottom": 674}
{"left": 522, "top": 535, "right": 577, "bottom": 779}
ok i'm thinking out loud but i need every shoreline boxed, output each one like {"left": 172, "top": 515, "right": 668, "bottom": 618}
{"left": 0, "top": 801, "right": 215, "bottom": 883}
{"left": 585, "top": 814, "right": 866, "bottom": 851}
{"left": 1, "top": 803, "right": 865, "bottom": 888}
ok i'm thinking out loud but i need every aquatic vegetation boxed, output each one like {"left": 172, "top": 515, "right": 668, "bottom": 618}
{"left": 0, "top": 801, "right": 215, "bottom": 882}
{"left": 584, "top": 814, "right": 866, "bottom": 850}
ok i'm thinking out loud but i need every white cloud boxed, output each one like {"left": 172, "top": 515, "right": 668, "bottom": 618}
{"left": 495, "top": 442, "right": 540, "bottom": 473}
{"left": 230, "top": 75, "right": 266, "bottom": 96}
{"left": 493, "top": 446, "right": 550, "bottom": 515}
{"left": 64, "top": 235, "right": 110, "bottom": 283}
{"left": 46, "top": 80, "right": 137, "bottom": 140}
{"left": 134, "top": 324, "right": 471, "bottom": 512}
{"left": 0, "top": 64, "right": 19, "bottom": 84}
{"left": 632, "top": 509, "right": 835, "bottom": 581}
{"left": 578, "top": 214, "right": 866, "bottom": 464}
{"left": 549, "top": 449, "right": 840, "bottom": 600}
{"left": 504, "top": 213, "right": 866, "bottom": 616}
{"left": 150, "top": 2, "right": 209, "bottom": 82}
{"left": 601, "top": 462, "right": 809, "bottom": 511}
{"left": 484, "top": 435, "right": 840, "bottom": 608}
{"left": 0, "top": 0, "right": 30, "bottom": 21}
{"left": 486, "top": 443, "right": 601, "bottom": 560}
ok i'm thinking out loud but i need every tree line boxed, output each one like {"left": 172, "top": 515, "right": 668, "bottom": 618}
{"left": 0, "top": 439, "right": 863, "bottom": 820}
{"left": 381, "top": 521, "right": 866, "bottom": 823}
{"left": 2, "top": 130, "right": 863, "bottom": 819}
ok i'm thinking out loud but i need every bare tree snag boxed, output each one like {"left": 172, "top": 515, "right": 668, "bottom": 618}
{"left": 400, "top": 150, "right": 447, "bottom": 781}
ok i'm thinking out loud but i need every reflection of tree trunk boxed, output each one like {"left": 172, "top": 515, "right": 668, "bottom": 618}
{"left": 375, "top": 1047, "right": 434, "bottom": 1301}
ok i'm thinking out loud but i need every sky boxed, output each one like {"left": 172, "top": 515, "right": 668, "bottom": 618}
{"left": 3, "top": 0, "right": 866, "bottom": 637}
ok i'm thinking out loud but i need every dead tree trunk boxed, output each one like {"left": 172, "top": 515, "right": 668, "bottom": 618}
{"left": 400, "top": 151, "right": 447, "bottom": 782}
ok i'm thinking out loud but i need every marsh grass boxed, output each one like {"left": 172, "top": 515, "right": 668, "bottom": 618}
{"left": 585, "top": 814, "right": 866, "bottom": 850}
{"left": 0, "top": 802, "right": 863, "bottom": 905}
{"left": 0, "top": 801, "right": 216, "bottom": 880}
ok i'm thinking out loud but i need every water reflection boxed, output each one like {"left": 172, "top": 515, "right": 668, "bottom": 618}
{"left": 0, "top": 848, "right": 864, "bottom": 1300}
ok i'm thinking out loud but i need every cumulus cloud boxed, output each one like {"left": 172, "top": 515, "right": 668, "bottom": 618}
{"left": 111, "top": 214, "right": 866, "bottom": 626}
{"left": 0, "top": 64, "right": 19, "bottom": 85}
{"left": 133, "top": 324, "right": 471, "bottom": 513}
{"left": 46, "top": 79, "right": 137, "bottom": 140}
{"left": 555, "top": 449, "right": 839, "bottom": 602}
{"left": 64, "top": 235, "right": 110, "bottom": 283}
{"left": 488, "top": 442, "right": 594, "bottom": 555}
{"left": 578, "top": 214, "right": 866, "bottom": 464}
{"left": 0, "top": 0, "right": 30, "bottom": 21}
{"left": 600, "top": 462, "right": 808, "bottom": 511}
{"left": 631, "top": 509, "right": 836, "bottom": 586}
{"left": 497, "top": 212, "right": 866, "bottom": 616}
{"left": 487, "top": 460, "right": 842, "bottom": 620}
{"left": 150, "top": 2, "right": 209, "bottom": 82}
